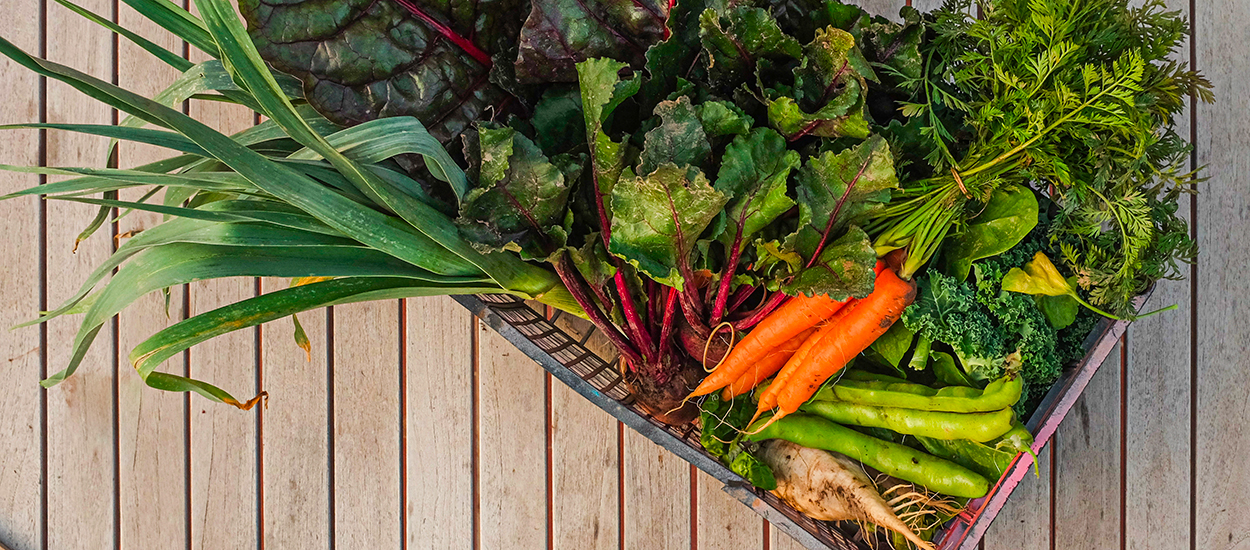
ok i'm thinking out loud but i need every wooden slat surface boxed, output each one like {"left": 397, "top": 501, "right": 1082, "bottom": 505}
{"left": 0, "top": 0, "right": 1245, "bottom": 549}
{"left": 0, "top": 0, "right": 43, "bottom": 547}
{"left": 259, "top": 281, "right": 330, "bottom": 550}
{"left": 115, "top": 3, "right": 189, "bottom": 547}
{"left": 405, "top": 297, "right": 474, "bottom": 549}
{"left": 42, "top": 0, "right": 116, "bottom": 548}
{"left": 1194, "top": 1, "right": 1250, "bottom": 549}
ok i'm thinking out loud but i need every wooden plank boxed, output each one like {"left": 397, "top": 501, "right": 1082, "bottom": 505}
{"left": 42, "top": 0, "right": 117, "bottom": 547}
{"left": 186, "top": 86, "right": 258, "bottom": 550}
{"left": 907, "top": 0, "right": 945, "bottom": 12}
{"left": 0, "top": 0, "right": 44, "bottom": 545}
{"left": 1194, "top": 1, "right": 1250, "bottom": 547}
{"left": 549, "top": 315, "right": 619, "bottom": 550}
{"left": 861, "top": 0, "right": 903, "bottom": 18}
{"left": 477, "top": 318, "right": 548, "bottom": 549}
{"left": 259, "top": 280, "right": 329, "bottom": 550}
{"left": 697, "top": 470, "right": 763, "bottom": 550}
{"left": 770, "top": 521, "right": 808, "bottom": 550}
{"left": 983, "top": 443, "right": 1052, "bottom": 550}
{"left": 405, "top": 297, "right": 473, "bottom": 549}
{"left": 1123, "top": 1, "right": 1192, "bottom": 548}
{"left": 624, "top": 428, "right": 691, "bottom": 550}
{"left": 331, "top": 300, "right": 402, "bottom": 547}
{"left": 545, "top": 313, "right": 690, "bottom": 550}
{"left": 1052, "top": 343, "right": 1122, "bottom": 550}
{"left": 114, "top": 5, "right": 189, "bottom": 549}
{"left": 543, "top": 315, "right": 688, "bottom": 550}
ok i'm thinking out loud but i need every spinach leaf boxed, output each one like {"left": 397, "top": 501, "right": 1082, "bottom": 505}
{"left": 942, "top": 185, "right": 1039, "bottom": 281}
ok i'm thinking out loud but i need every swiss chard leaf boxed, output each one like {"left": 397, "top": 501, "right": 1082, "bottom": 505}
{"left": 640, "top": 0, "right": 726, "bottom": 111}
{"left": 639, "top": 97, "right": 712, "bottom": 175}
{"left": 780, "top": 225, "right": 877, "bottom": 299}
{"left": 714, "top": 128, "right": 798, "bottom": 247}
{"left": 699, "top": 7, "right": 802, "bottom": 90}
{"left": 514, "top": 0, "right": 668, "bottom": 83}
{"left": 457, "top": 125, "right": 579, "bottom": 260}
{"left": 609, "top": 164, "right": 727, "bottom": 290}
{"left": 696, "top": 100, "right": 753, "bottom": 138}
{"left": 766, "top": 27, "right": 872, "bottom": 140}
{"left": 856, "top": 6, "right": 924, "bottom": 86}
{"left": 813, "top": 3, "right": 925, "bottom": 88}
{"left": 569, "top": 232, "right": 618, "bottom": 290}
{"left": 527, "top": 87, "right": 586, "bottom": 156}
{"left": 577, "top": 58, "right": 642, "bottom": 227}
{"left": 241, "top": 0, "right": 523, "bottom": 142}
{"left": 789, "top": 135, "right": 897, "bottom": 259}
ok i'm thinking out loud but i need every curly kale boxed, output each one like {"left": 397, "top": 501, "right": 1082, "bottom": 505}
{"left": 965, "top": 217, "right": 1102, "bottom": 416}
{"left": 972, "top": 258, "right": 1061, "bottom": 414}
{"left": 901, "top": 271, "right": 1008, "bottom": 381}
{"left": 906, "top": 215, "right": 1108, "bottom": 417}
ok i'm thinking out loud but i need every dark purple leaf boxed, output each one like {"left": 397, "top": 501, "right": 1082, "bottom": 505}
{"left": 514, "top": 0, "right": 669, "bottom": 83}
{"left": 241, "top": 0, "right": 528, "bottom": 142}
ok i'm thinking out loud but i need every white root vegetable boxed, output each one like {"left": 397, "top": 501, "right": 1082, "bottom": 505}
{"left": 759, "top": 439, "right": 934, "bottom": 550}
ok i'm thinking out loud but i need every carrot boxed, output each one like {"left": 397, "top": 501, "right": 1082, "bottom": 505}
{"left": 754, "top": 300, "right": 859, "bottom": 420}
{"left": 721, "top": 327, "right": 816, "bottom": 400}
{"left": 687, "top": 261, "right": 886, "bottom": 399}
{"left": 772, "top": 269, "right": 916, "bottom": 420}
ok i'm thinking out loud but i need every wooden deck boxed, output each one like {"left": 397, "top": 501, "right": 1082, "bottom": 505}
{"left": 0, "top": 0, "right": 1245, "bottom": 548}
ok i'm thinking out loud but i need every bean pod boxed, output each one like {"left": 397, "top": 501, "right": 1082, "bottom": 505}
{"left": 800, "top": 400, "right": 1015, "bottom": 442}
{"left": 747, "top": 413, "right": 989, "bottom": 498}
{"left": 809, "top": 371, "right": 1023, "bottom": 413}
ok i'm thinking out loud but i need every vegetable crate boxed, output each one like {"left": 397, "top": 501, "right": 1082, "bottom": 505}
{"left": 456, "top": 292, "right": 1141, "bottom": 550}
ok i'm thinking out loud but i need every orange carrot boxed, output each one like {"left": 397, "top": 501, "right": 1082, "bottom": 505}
{"left": 721, "top": 327, "right": 816, "bottom": 400}
{"left": 687, "top": 295, "right": 849, "bottom": 398}
{"left": 688, "top": 262, "right": 886, "bottom": 399}
{"left": 772, "top": 269, "right": 916, "bottom": 420}
{"left": 754, "top": 299, "right": 859, "bottom": 418}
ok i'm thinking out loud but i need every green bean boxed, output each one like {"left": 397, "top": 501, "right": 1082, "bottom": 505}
{"left": 800, "top": 400, "right": 1015, "bottom": 442}
{"left": 917, "top": 424, "right": 1035, "bottom": 480}
{"left": 747, "top": 413, "right": 989, "bottom": 498}
{"left": 811, "top": 371, "right": 1022, "bottom": 412}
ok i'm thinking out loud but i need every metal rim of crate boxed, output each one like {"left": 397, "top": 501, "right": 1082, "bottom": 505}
{"left": 455, "top": 290, "right": 1147, "bottom": 550}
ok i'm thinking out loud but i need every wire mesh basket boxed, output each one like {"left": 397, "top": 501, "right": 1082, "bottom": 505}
{"left": 454, "top": 291, "right": 1140, "bottom": 550}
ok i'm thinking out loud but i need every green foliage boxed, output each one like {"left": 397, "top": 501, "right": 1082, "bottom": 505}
{"left": 609, "top": 164, "right": 727, "bottom": 290}
{"left": 239, "top": 0, "right": 523, "bottom": 142}
{"left": 902, "top": 271, "right": 1008, "bottom": 381}
{"left": 714, "top": 129, "right": 799, "bottom": 247}
{"left": 764, "top": 27, "right": 872, "bottom": 139}
{"left": 456, "top": 125, "right": 579, "bottom": 260}
{"left": 789, "top": 136, "right": 898, "bottom": 259}
{"left": 699, "top": 394, "right": 777, "bottom": 490}
{"left": 878, "top": 0, "right": 1209, "bottom": 316}
{"left": 515, "top": 0, "right": 668, "bottom": 83}
{"left": 781, "top": 226, "right": 878, "bottom": 300}
{"left": 942, "top": 185, "right": 1039, "bottom": 281}
{"left": 699, "top": 6, "right": 803, "bottom": 90}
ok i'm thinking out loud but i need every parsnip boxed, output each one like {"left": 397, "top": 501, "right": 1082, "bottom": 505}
{"left": 759, "top": 439, "right": 933, "bottom": 550}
